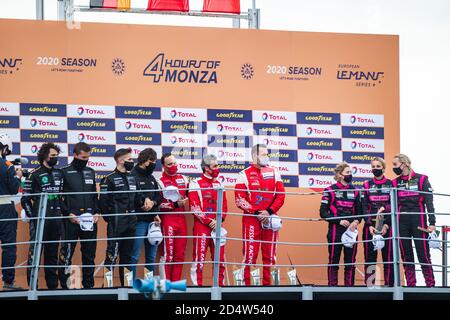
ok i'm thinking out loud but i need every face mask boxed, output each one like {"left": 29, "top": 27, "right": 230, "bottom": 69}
{"left": 343, "top": 174, "right": 353, "bottom": 183}
{"left": 124, "top": 161, "right": 135, "bottom": 172}
{"left": 47, "top": 157, "right": 58, "bottom": 167}
{"left": 166, "top": 165, "right": 178, "bottom": 175}
{"left": 73, "top": 158, "right": 88, "bottom": 170}
{"left": 209, "top": 167, "right": 220, "bottom": 178}
{"left": 393, "top": 166, "right": 403, "bottom": 175}
{"left": 258, "top": 156, "right": 270, "bottom": 167}
{"left": 372, "top": 168, "right": 384, "bottom": 178}
{"left": 146, "top": 162, "right": 156, "bottom": 174}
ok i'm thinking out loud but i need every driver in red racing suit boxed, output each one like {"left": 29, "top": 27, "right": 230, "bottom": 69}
{"left": 234, "top": 144, "right": 285, "bottom": 286}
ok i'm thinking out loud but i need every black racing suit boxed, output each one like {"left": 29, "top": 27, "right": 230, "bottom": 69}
{"left": 393, "top": 171, "right": 435, "bottom": 287}
{"left": 21, "top": 165, "right": 63, "bottom": 289}
{"left": 58, "top": 162, "right": 99, "bottom": 289}
{"left": 130, "top": 165, "right": 162, "bottom": 223}
{"left": 100, "top": 168, "right": 141, "bottom": 286}
{"left": 0, "top": 158, "right": 20, "bottom": 285}
{"left": 320, "top": 182, "right": 362, "bottom": 286}
{"left": 361, "top": 176, "right": 394, "bottom": 286}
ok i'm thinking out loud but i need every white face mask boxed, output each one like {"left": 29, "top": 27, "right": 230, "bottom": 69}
{"left": 258, "top": 156, "right": 270, "bottom": 167}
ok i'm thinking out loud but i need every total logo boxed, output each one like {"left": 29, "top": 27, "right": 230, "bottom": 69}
{"left": 308, "top": 177, "right": 330, "bottom": 187}
{"left": 352, "top": 166, "right": 372, "bottom": 175}
{"left": 306, "top": 126, "right": 332, "bottom": 136}
{"left": 125, "top": 121, "right": 152, "bottom": 130}
{"left": 261, "top": 112, "right": 287, "bottom": 122}
{"left": 170, "top": 109, "right": 197, "bottom": 119}
{"left": 351, "top": 141, "right": 376, "bottom": 150}
{"left": 31, "top": 145, "right": 39, "bottom": 154}
{"left": 217, "top": 150, "right": 244, "bottom": 159}
{"left": 30, "top": 118, "right": 57, "bottom": 128}
{"left": 262, "top": 113, "right": 269, "bottom": 121}
{"left": 77, "top": 106, "right": 105, "bottom": 116}
{"left": 179, "top": 163, "right": 199, "bottom": 170}
{"left": 88, "top": 160, "right": 107, "bottom": 168}
{"left": 170, "top": 136, "right": 198, "bottom": 144}
{"left": 307, "top": 152, "right": 332, "bottom": 161}
{"left": 216, "top": 124, "right": 243, "bottom": 133}
{"left": 218, "top": 175, "right": 238, "bottom": 185}
{"left": 78, "top": 133, "right": 106, "bottom": 142}
{"left": 0, "top": 107, "right": 10, "bottom": 113}
{"left": 263, "top": 138, "right": 288, "bottom": 147}
{"left": 350, "top": 115, "right": 375, "bottom": 125}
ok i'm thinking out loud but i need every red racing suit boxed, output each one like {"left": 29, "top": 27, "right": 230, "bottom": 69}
{"left": 188, "top": 174, "right": 228, "bottom": 286}
{"left": 234, "top": 164, "right": 285, "bottom": 286}
{"left": 157, "top": 172, "right": 189, "bottom": 281}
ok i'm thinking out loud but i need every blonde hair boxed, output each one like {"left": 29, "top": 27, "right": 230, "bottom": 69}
{"left": 371, "top": 156, "right": 386, "bottom": 169}
{"left": 394, "top": 153, "right": 412, "bottom": 181}
{"left": 334, "top": 161, "right": 350, "bottom": 181}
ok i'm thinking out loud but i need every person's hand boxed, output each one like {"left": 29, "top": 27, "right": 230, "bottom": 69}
{"left": 349, "top": 220, "right": 359, "bottom": 232}
{"left": 177, "top": 198, "right": 186, "bottom": 208}
{"left": 69, "top": 213, "right": 79, "bottom": 225}
{"left": 381, "top": 224, "right": 389, "bottom": 236}
{"left": 340, "top": 220, "right": 350, "bottom": 228}
{"left": 428, "top": 225, "right": 436, "bottom": 233}
{"left": 93, "top": 214, "right": 100, "bottom": 224}
{"left": 209, "top": 219, "right": 217, "bottom": 230}
{"left": 154, "top": 215, "right": 161, "bottom": 225}
{"left": 369, "top": 226, "right": 377, "bottom": 236}
{"left": 257, "top": 210, "right": 270, "bottom": 224}
{"left": 15, "top": 168, "right": 23, "bottom": 179}
{"left": 142, "top": 198, "right": 154, "bottom": 211}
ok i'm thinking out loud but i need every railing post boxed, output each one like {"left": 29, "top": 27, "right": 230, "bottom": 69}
{"left": 443, "top": 226, "right": 448, "bottom": 287}
{"left": 389, "top": 188, "right": 401, "bottom": 289}
{"left": 30, "top": 194, "right": 48, "bottom": 294}
{"left": 211, "top": 186, "right": 224, "bottom": 300}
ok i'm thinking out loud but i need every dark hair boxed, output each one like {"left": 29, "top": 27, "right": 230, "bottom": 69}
{"left": 73, "top": 142, "right": 91, "bottom": 155}
{"left": 137, "top": 148, "right": 157, "bottom": 165}
{"left": 37, "top": 142, "right": 61, "bottom": 165}
{"left": 161, "top": 153, "right": 173, "bottom": 166}
{"left": 114, "top": 148, "right": 132, "bottom": 162}
{"left": 251, "top": 144, "right": 268, "bottom": 156}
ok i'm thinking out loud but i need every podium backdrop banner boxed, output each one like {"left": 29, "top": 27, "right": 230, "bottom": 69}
{"left": 0, "top": 19, "right": 399, "bottom": 285}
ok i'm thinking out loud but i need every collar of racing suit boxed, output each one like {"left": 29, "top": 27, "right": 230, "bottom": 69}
{"left": 162, "top": 171, "right": 178, "bottom": 181}
{"left": 251, "top": 163, "right": 262, "bottom": 171}
{"left": 202, "top": 173, "right": 215, "bottom": 182}
{"left": 373, "top": 176, "right": 387, "bottom": 185}
{"left": 41, "top": 165, "right": 53, "bottom": 173}
{"left": 134, "top": 165, "right": 148, "bottom": 177}
{"left": 114, "top": 167, "right": 128, "bottom": 176}
{"left": 401, "top": 170, "right": 416, "bottom": 181}
{"left": 336, "top": 181, "right": 351, "bottom": 189}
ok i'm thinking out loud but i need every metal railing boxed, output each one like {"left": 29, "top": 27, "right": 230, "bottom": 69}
{"left": 0, "top": 186, "right": 449, "bottom": 300}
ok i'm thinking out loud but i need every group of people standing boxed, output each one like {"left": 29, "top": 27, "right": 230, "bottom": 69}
{"left": 0, "top": 131, "right": 438, "bottom": 289}
{"left": 320, "top": 155, "right": 436, "bottom": 287}
{"left": 0, "top": 135, "right": 285, "bottom": 289}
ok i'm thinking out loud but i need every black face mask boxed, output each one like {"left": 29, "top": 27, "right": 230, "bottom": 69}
{"left": 124, "top": 161, "right": 135, "bottom": 172}
{"left": 47, "top": 157, "right": 58, "bottom": 167}
{"left": 343, "top": 174, "right": 353, "bottom": 183}
{"left": 73, "top": 158, "right": 88, "bottom": 170}
{"left": 146, "top": 162, "right": 156, "bottom": 174}
{"left": 372, "top": 168, "right": 384, "bottom": 178}
{"left": 393, "top": 166, "right": 403, "bottom": 175}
